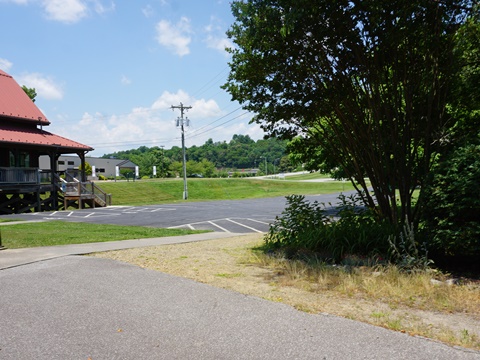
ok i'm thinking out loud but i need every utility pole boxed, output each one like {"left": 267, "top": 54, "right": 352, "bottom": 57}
{"left": 172, "top": 103, "right": 192, "bottom": 200}
{"left": 261, "top": 156, "right": 267, "bottom": 176}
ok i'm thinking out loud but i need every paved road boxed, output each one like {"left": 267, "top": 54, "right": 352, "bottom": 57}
{"left": 1, "top": 256, "right": 479, "bottom": 360}
{"left": 2, "top": 193, "right": 347, "bottom": 234}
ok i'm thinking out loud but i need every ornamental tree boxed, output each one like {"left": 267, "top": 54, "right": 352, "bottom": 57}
{"left": 223, "top": 0, "right": 478, "bottom": 227}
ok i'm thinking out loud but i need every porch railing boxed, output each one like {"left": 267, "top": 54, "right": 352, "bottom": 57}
{"left": 0, "top": 167, "right": 40, "bottom": 184}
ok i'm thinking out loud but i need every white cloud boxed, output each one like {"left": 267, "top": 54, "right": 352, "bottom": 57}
{"left": 204, "top": 16, "right": 233, "bottom": 55}
{"left": 151, "top": 90, "right": 221, "bottom": 119}
{"left": 120, "top": 75, "right": 131, "bottom": 85}
{"left": 91, "top": 0, "right": 114, "bottom": 14}
{"left": 205, "top": 35, "right": 232, "bottom": 54}
{"left": 1, "top": 0, "right": 29, "bottom": 4}
{"left": 190, "top": 98, "right": 222, "bottom": 119}
{"left": 42, "top": 0, "right": 88, "bottom": 23}
{"left": 16, "top": 72, "right": 64, "bottom": 100}
{"left": 155, "top": 17, "right": 192, "bottom": 57}
{"left": 141, "top": 4, "right": 154, "bottom": 18}
{"left": 3, "top": 0, "right": 113, "bottom": 23}
{"left": 152, "top": 89, "right": 190, "bottom": 110}
{"left": 0, "top": 58, "right": 13, "bottom": 72}
{"left": 54, "top": 90, "right": 263, "bottom": 156}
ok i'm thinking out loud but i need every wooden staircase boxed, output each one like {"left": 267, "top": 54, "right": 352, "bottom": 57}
{"left": 57, "top": 174, "right": 111, "bottom": 210}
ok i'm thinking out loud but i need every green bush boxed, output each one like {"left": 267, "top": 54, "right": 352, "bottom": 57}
{"left": 264, "top": 193, "right": 395, "bottom": 262}
{"left": 421, "top": 143, "right": 480, "bottom": 258}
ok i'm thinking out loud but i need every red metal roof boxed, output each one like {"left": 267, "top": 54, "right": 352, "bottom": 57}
{"left": 0, "top": 123, "right": 93, "bottom": 152}
{"left": 0, "top": 69, "right": 50, "bottom": 125}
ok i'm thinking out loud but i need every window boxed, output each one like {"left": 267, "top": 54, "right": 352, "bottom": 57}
{"left": 9, "top": 151, "right": 15, "bottom": 166}
{"left": 9, "top": 151, "right": 30, "bottom": 167}
{"left": 68, "top": 161, "right": 74, "bottom": 166}
{"left": 58, "top": 161, "right": 65, "bottom": 165}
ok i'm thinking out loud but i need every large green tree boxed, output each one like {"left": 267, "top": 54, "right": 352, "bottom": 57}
{"left": 223, "top": 0, "right": 477, "bottom": 227}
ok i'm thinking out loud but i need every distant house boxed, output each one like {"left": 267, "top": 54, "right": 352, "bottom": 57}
{"left": 39, "top": 155, "right": 137, "bottom": 179}
{"left": 0, "top": 69, "right": 106, "bottom": 214}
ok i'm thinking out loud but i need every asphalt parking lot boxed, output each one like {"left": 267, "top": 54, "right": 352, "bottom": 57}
{"left": 2, "top": 194, "right": 344, "bottom": 233}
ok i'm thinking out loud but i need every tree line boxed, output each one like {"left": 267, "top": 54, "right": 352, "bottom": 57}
{"left": 101, "top": 134, "right": 295, "bottom": 178}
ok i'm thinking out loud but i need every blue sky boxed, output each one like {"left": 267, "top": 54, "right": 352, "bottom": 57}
{"left": 0, "top": 0, "right": 261, "bottom": 156}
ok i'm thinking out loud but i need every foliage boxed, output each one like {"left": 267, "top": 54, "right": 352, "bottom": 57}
{"left": 102, "top": 135, "right": 294, "bottom": 177}
{"left": 223, "top": 0, "right": 476, "bottom": 228}
{"left": 264, "top": 194, "right": 395, "bottom": 262}
{"left": 21, "top": 86, "right": 37, "bottom": 102}
{"left": 421, "top": 142, "right": 480, "bottom": 258}
{"left": 78, "top": 161, "right": 92, "bottom": 176}
{"left": 387, "top": 219, "right": 433, "bottom": 271}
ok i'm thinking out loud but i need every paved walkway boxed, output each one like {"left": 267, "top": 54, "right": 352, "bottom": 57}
{"left": 0, "top": 232, "right": 246, "bottom": 270}
{"left": 1, "top": 232, "right": 479, "bottom": 359}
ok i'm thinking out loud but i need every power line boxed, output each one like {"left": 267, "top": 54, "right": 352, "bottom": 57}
{"left": 185, "top": 111, "right": 250, "bottom": 141}
{"left": 190, "top": 66, "right": 229, "bottom": 98}
{"left": 186, "top": 106, "right": 242, "bottom": 136}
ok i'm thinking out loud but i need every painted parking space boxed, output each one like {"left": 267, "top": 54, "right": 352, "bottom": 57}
{"left": 168, "top": 217, "right": 273, "bottom": 233}
{"left": 27, "top": 206, "right": 177, "bottom": 220}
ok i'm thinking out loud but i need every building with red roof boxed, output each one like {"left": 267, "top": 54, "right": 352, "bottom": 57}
{"left": 0, "top": 69, "right": 107, "bottom": 214}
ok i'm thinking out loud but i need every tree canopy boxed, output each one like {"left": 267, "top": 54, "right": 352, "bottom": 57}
{"left": 223, "top": 0, "right": 479, "bottom": 226}
{"left": 102, "top": 135, "right": 292, "bottom": 178}
{"left": 22, "top": 86, "right": 37, "bottom": 102}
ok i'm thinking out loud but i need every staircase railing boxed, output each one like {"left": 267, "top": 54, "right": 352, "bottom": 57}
{"left": 55, "top": 173, "right": 111, "bottom": 207}
{"left": 64, "top": 170, "right": 80, "bottom": 183}
{"left": 91, "top": 182, "right": 111, "bottom": 207}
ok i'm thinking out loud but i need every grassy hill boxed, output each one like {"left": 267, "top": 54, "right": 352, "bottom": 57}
{"left": 97, "top": 178, "right": 352, "bottom": 206}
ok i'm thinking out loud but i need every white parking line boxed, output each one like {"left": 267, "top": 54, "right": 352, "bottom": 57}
{"left": 247, "top": 218, "right": 271, "bottom": 225}
{"left": 226, "top": 218, "right": 264, "bottom": 233}
{"left": 208, "top": 221, "right": 230, "bottom": 233}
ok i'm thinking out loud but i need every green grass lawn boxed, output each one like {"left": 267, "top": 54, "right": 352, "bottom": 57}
{"left": 98, "top": 178, "right": 353, "bottom": 206}
{"left": 1, "top": 178, "right": 353, "bottom": 249}
{"left": 281, "top": 172, "right": 332, "bottom": 180}
{"left": 0, "top": 221, "right": 207, "bottom": 249}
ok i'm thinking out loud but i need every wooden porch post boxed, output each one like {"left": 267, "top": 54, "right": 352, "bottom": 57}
{"left": 78, "top": 152, "right": 87, "bottom": 182}
{"left": 50, "top": 151, "right": 60, "bottom": 210}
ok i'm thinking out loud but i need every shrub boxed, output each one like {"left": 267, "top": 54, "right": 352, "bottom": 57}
{"left": 264, "top": 193, "right": 396, "bottom": 262}
{"left": 421, "top": 143, "right": 480, "bottom": 258}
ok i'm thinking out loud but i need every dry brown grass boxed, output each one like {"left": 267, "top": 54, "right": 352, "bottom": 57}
{"left": 92, "top": 233, "right": 480, "bottom": 350}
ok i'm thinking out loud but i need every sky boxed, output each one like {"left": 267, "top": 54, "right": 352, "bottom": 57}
{"left": 0, "top": 0, "right": 263, "bottom": 157}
